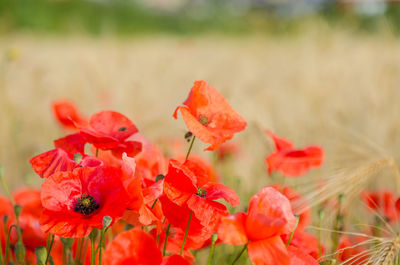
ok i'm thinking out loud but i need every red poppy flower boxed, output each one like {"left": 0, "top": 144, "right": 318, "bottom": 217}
{"left": 103, "top": 228, "right": 162, "bottom": 265}
{"left": 40, "top": 166, "right": 128, "bottom": 238}
{"left": 162, "top": 255, "right": 191, "bottom": 265}
{"left": 265, "top": 130, "right": 324, "bottom": 177}
{"left": 173, "top": 80, "right": 247, "bottom": 151}
{"left": 337, "top": 236, "right": 369, "bottom": 265}
{"left": 218, "top": 187, "right": 297, "bottom": 265}
{"left": 176, "top": 155, "right": 219, "bottom": 186}
{"left": 52, "top": 100, "right": 87, "bottom": 129}
{"left": 362, "top": 190, "right": 399, "bottom": 222}
{"left": 54, "top": 133, "right": 87, "bottom": 155}
{"left": 79, "top": 111, "right": 142, "bottom": 157}
{"left": 272, "top": 185, "right": 311, "bottom": 231}
{"left": 162, "top": 159, "right": 239, "bottom": 233}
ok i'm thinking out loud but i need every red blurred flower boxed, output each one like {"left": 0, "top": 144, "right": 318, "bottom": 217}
{"left": 40, "top": 166, "right": 128, "bottom": 237}
{"left": 79, "top": 111, "right": 142, "bottom": 158}
{"left": 173, "top": 80, "right": 247, "bottom": 151}
{"left": 162, "top": 159, "right": 239, "bottom": 234}
{"left": 338, "top": 236, "right": 369, "bottom": 265}
{"left": 103, "top": 228, "right": 191, "bottom": 265}
{"left": 218, "top": 187, "right": 297, "bottom": 265}
{"left": 215, "top": 141, "right": 240, "bottom": 161}
{"left": 362, "top": 190, "right": 399, "bottom": 223}
{"left": 52, "top": 100, "right": 87, "bottom": 129}
{"left": 265, "top": 130, "right": 324, "bottom": 177}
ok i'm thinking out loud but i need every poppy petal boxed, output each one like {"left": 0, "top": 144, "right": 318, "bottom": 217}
{"left": 247, "top": 236, "right": 290, "bottom": 265}
{"left": 30, "top": 148, "right": 76, "bottom": 179}
{"left": 202, "top": 182, "right": 240, "bottom": 206}
{"left": 217, "top": 212, "right": 248, "bottom": 245}
{"left": 288, "top": 246, "right": 319, "bottom": 265}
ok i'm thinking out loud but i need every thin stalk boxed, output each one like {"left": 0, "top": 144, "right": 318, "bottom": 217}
{"left": 74, "top": 238, "right": 84, "bottom": 265}
{"left": 163, "top": 224, "right": 171, "bottom": 256}
{"left": 45, "top": 234, "right": 55, "bottom": 265}
{"left": 97, "top": 228, "right": 107, "bottom": 265}
{"left": 285, "top": 215, "right": 300, "bottom": 248}
{"left": 90, "top": 236, "right": 95, "bottom": 265}
{"left": 96, "top": 148, "right": 99, "bottom": 158}
{"left": 207, "top": 234, "right": 218, "bottom": 265}
{"left": 180, "top": 211, "right": 193, "bottom": 255}
{"left": 5, "top": 225, "right": 17, "bottom": 263}
{"left": 185, "top": 136, "right": 196, "bottom": 161}
{"left": 231, "top": 243, "right": 248, "bottom": 265}
{"left": 151, "top": 199, "right": 158, "bottom": 209}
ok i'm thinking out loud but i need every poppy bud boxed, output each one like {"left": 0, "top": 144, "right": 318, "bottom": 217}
{"left": 73, "top": 153, "right": 83, "bottom": 164}
{"left": 35, "top": 246, "right": 47, "bottom": 265}
{"left": 155, "top": 174, "right": 165, "bottom": 182}
{"left": 211, "top": 233, "right": 218, "bottom": 244}
{"left": 15, "top": 241, "right": 26, "bottom": 264}
{"left": 184, "top": 131, "right": 193, "bottom": 142}
{"left": 3, "top": 215, "right": 8, "bottom": 225}
{"left": 14, "top": 205, "right": 22, "bottom": 218}
{"left": 60, "top": 237, "right": 73, "bottom": 248}
{"left": 102, "top": 216, "right": 112, "bottom": 228}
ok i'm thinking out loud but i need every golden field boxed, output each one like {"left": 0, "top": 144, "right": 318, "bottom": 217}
{"left": 1, "top": 28, "right": 400, "bottom": 244}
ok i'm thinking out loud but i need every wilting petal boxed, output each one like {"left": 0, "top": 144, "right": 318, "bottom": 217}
{"left": 248, "top": 236, "right": 290, "bottom": 265}
{"left": 202, "top": 182, "right": 240, "bottom": 206}
{"left": 163, "top": 160, "right": 197, "bottom": 206}
{"left": 54, "top": 133, "right": 87, "bottom": 155}
{"left": 30, "top": 148, "right": 76, "bottom": 179}
{"left": 218, "top": 212, "right": 248, "bottom": 245}
{"left": 187, "top": 195, "right": 227, "bottom": 228}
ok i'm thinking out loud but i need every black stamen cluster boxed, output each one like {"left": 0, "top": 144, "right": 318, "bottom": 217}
{"left": 74, "top": 194, "right": 99, "bottom": 215}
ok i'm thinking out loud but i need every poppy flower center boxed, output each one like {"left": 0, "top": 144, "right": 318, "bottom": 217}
{"left": 198, "top": 116, "right": 210, "bottom": 126}
{"left": 74, "top": 194, "right": 100, "bottom": 215}
{"left": 118, "top": 127, "right": 127, "bottom": 131}
{"left": 196, "top": 187, "right": 208, "bottom": 198}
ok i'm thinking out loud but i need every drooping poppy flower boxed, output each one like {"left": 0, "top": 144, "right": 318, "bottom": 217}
{"left": 103, "top": 228, "right": 163, "bottom": 265}
{"left": 173, "top": 80, "right": 247, "bottom": 151}
{"left": 265, "top": 130, "right": 324, "bottom": 177}
{"left": 52, "top": 100, "right": 87, "bottom": 129}
{"left": 272, "top": 184, "right": 311, "bottom": 231}
{"left": 362, "top": 190, "right": 399, "bottom": 223}
{"left": 337, "top": 235, "right": 369, "bottom": 265}
{"left": 218, "top": 187, "right": 297, "bottom": 265}
{"left": 79, "top": 111, "right": 142, "bottom": 158}
{"left": 40, "top": 166, "right": 128, "bottom": 238}
{"left": 162, "top": 159, "right": 239, "bottom": 234}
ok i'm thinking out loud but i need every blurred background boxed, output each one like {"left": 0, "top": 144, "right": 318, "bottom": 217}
{"left": 1, "top": 0, "right": 400, "bottom": 197}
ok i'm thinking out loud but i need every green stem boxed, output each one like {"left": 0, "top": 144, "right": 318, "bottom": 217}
{"left": 98, "top": 228, "right": 107, "bottom": 265}
{"left": 45, "top": 234, "right": 55, "bottom": 265}
{"left": 90, "top": 236, "right": 95, "bottom": 265}
{"left": 163, "top": 224, "right": 171, "bottom": 256}
{"left": 185, "top": 136, "right": 196, "bottom": 161}
{"left": 74, "top": 238, "right": 84, "bottom": 265}
{"left": 151, "top": 199, "right": 158, "bottom": 209}
{"left": 180, "top": 211, "right": 193, "bottom": 255}
{"left": 207, "top": 234, "right": 218, "bottom": 265}
{"left": 285, "top": 215, "right": 300, "bottom": 247}
{"left": 231, "top": 243, "right": 248, "bottom": 265}
{"left": 5, "top": 225, "right": 17, "bottom": 263}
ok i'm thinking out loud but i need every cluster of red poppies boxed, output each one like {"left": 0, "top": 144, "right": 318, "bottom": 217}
{"left": 0, "top": 80, "right": 339, "bottom": 265}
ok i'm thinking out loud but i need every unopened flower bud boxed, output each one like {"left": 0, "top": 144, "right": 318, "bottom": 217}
{"left": 14, "top": 205, "right": 22, "bottom": 218}
{"left": 60, "top": 237, "right": 73, "bottom": 248}
{"left": 102, "top": 216, "right": 112, "bottom": 228}
{"left": 35, "top": 246, "right": 47, "bottom": 265}
{"left": 211, "top": 233, "right": 218, "bottom": 244}
{"left": 89, "top": 228, "right": 99, "bottom": 240}
{"left": 15, "top": 241, "right": 26, "bottom": 264}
